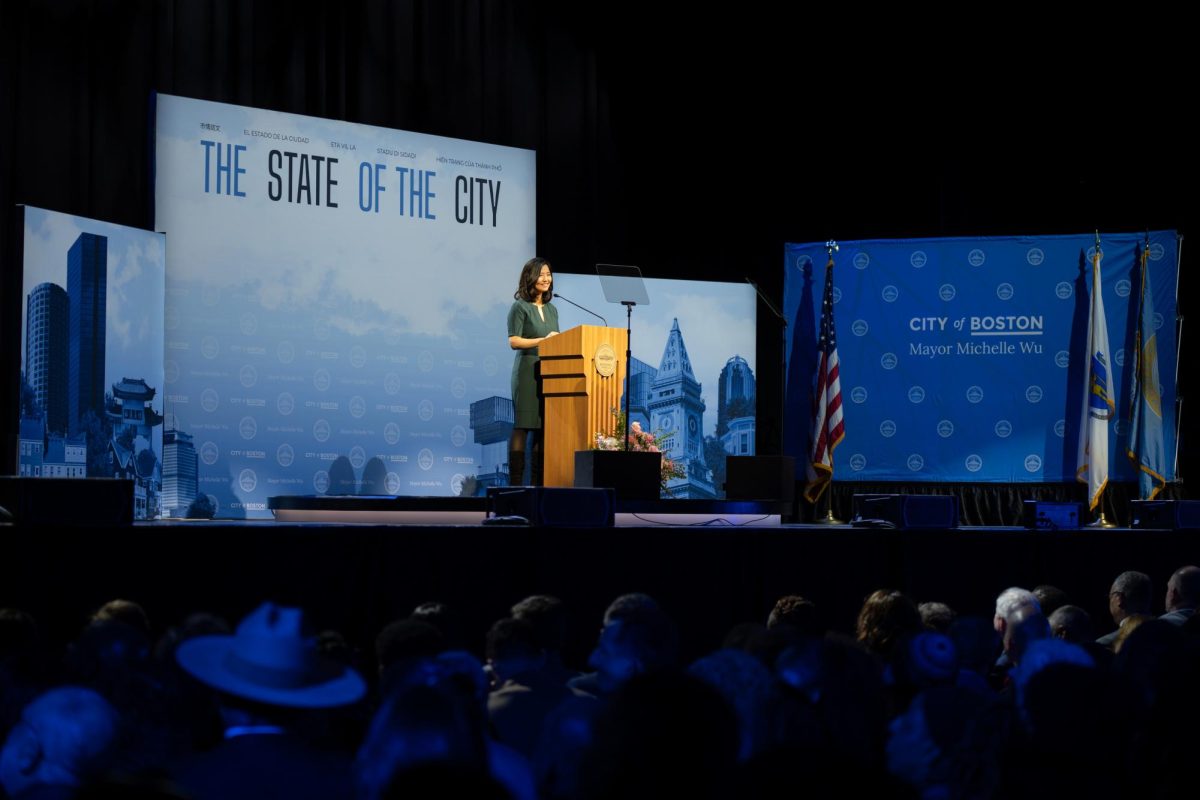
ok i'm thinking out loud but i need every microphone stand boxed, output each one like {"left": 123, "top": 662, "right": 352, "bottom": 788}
{"left": 552, "top": 293, "right": 607, "bottom": 326}
{"left": 623, "top": 301, "right": 635, "bottom": 451}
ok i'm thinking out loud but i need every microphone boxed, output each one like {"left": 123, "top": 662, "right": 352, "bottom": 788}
{"left": 553, "top": 293, "right": 607, "bottom": 326}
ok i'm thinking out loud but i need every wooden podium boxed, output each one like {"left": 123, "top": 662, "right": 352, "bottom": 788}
{"left": 537, "top": 325, "right": 628, "bottom": 488}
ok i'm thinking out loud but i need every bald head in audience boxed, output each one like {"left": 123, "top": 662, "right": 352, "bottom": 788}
{"left": 1048, "top": 605, "right": 1092, "bottom": 643}
{"left": 0, "top": 686, "right": 120, "bottom": 797}
{"left": 1162, "top": 566, "right": 1200, "bottom": 624}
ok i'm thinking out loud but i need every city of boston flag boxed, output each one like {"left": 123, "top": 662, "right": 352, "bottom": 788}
{"left": 1077, "top": 242, "right": 1115, "bottom": 510}
{"left": 1127, "top": 241, "right": 1166, "bottom": 499}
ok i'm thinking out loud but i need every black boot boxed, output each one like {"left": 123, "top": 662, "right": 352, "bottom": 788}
{"left": 530, "top": 450, "right": 543, "bottom": 487}
{"left": 508, "top": 451, "right": 526, "bottom": 486}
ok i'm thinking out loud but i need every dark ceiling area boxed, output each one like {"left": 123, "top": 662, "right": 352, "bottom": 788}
{"left": 2, "top": 1, "right": 1191, "bottom": 471}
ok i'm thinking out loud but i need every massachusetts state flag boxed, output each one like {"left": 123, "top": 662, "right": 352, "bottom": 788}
{"left": 804, "top": 255, "right": 844, "bottom": 503}
{"left": 1127, "top": 241, "right": 1166, "bottom": 499}
{"left": 1077, "top": 243, "right": 1115, "bottom": 510}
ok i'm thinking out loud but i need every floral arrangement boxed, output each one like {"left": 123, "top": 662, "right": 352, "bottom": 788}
{"left": 593, "top": 409, "right": 686, "bottom": 491}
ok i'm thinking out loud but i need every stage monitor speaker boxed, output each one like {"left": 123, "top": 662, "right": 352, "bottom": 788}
{"left": 1022, "top": 500, "right": 1083, "bottom": 530}
{"left": 725, "top": 456, "right": 795, "bottom": 502}
{"left": 1131, "top": 500, "right": 1200, "bottom": 529}
{"left": 0, "top": 477, "right": 133, "bottom": 526}
{"left": 574, "top": 451, "right": 661, "bottom": 501}
{"left": 852, "top": 494, "right": 958, "bottom": 529}
{"left": 486, "top": 486, "right": 615, "bottom": 528}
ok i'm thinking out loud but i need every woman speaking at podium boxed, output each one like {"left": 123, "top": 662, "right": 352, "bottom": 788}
{"left": 507, "top": 257, "right": 559, "bottom": 485}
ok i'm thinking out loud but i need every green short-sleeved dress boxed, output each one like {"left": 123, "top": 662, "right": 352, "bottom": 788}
{"left": 508, "top": 299, "right": 559, "bottom": 429}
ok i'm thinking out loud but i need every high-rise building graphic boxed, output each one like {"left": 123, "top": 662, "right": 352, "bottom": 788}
{"left": 470, "top": 396, "right": 515, "bottom": 493}
{"left": 67, "top": 233, "right": 107, "bottom": 435}
{"left": 25, "top": 282, "right": 70, "bottom": 434}
{"left": 648, "top": 319, "right": 714, "bottom": 499}
{"left": 717, "top": 354, "right": 756, "bottom": 456}
{"left": 163, "top": 428, "right": 199, "bottom": 516}
{"left": 625, "top": 357, "right": 657, "bottom": 431}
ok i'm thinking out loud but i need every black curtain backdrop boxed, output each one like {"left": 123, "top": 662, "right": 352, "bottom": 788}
{"left": 1, "top": 2, "right": 1193, "bottom": 503}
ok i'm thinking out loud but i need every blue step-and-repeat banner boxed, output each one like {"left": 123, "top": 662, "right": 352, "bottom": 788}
{"left": 783, "top": 232, "right": 1179, "bottom": 483}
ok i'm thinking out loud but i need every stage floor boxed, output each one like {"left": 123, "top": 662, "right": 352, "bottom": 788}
{"left": 6, "top": 498, "right": 1197, "bottom": 668}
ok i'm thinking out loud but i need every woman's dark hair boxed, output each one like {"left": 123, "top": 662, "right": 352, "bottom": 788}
{"left": 514, "top": 257, "right": 552, "bottom": 303}
{"left": 855, "top": 589, "right": 922, "bottom": 658}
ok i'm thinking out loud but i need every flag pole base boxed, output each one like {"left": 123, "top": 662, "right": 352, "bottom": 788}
{"left": 1087, "top": 512, "right": 1117, "bottom": 529}
{"left": 813, "top": 509, "right": 844, "bottom": 525}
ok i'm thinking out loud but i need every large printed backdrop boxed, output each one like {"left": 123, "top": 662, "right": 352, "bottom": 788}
{"left": 155, "top": 95, "right": 536, "bottom": 517}
{"left": 19, "top": 207, "right": 166, "bottom": 518}
{"left": 784, "top": 233, "right": 1179, "bottom": 483}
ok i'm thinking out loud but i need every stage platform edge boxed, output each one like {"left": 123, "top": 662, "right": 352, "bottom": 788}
{"left": 266, "top": 494, "right": 787, "bottom": 527}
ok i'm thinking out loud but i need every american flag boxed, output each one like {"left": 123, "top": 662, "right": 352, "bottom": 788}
{"left": 804, "top": 254, "right": 844, "bottom": 502}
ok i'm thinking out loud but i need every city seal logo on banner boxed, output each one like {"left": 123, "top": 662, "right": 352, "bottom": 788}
{"left": 276, "top": 392, "right": 295, "bottom": 416}
{"left": 595, "top": 342, "right": 617, "bottom": 377}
